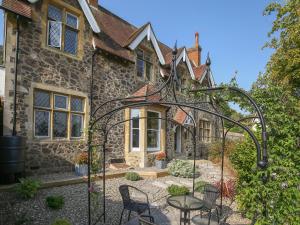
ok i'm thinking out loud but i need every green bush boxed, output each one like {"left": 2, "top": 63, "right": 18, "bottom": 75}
{"left": 15, "top": 178, "right": 41, "bottom": 199}
{"left": 167, "top": 159, "right": 194, "bottom": 178}
{"left": 194, "top": 180, "right": 208, "bottom": 193}
{"left": 167, "top": 184, "right": 190, "bottom": 196}
{"left": 46, "top": 195, "right": 65, "bottom": 210}
{"left": 125, "top": 172, "right": 140, "bottom": 181}
{"left": 51, "top": 219, "right": 72, "bottom": 225}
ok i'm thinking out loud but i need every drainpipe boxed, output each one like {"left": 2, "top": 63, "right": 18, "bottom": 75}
{"left": 12, "top": 15, "right": 20, "bottom": 136}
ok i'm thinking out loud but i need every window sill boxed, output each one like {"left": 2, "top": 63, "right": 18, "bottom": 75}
{"left": 43, "top": 45, "right": 82, "bottom": 61}
{"left": 29, "top": 138, "right": 86, "bottom": 144}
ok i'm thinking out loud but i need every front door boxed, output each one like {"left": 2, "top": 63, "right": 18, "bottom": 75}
{"left": 175, "top": 126, "right": 181, "bottom": 153}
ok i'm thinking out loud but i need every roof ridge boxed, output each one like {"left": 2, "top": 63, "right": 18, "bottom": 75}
{"left": 98, "top": 5, "right": 137, "bottom": 30}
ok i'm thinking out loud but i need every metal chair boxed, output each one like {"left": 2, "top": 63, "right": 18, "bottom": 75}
{"left": 119, "top": 185, "right": 152, "bottom": 225}
{"left": 192, "top": 205, "right": 233, "bottom": 225}
{"left": 199, "top": 184, "right": 220, "bottom": 224}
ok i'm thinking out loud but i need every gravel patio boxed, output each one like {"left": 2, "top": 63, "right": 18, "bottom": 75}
{"left": 0, "top": 161, "right": 251, "bottom": 225}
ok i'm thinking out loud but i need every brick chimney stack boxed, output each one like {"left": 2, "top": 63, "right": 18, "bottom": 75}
{"left": 188, "top": 32, "right": 202, "bottom": 67}
{"left": 88, "top": 0, "right": 98, "bottom": 8}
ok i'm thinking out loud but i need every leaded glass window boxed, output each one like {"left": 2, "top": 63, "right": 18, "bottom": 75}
{"left": 136, "top": 49, "right": 153, "bottom": 81}
{"left": 34, "top": 90, "right": 85, "bottom": 139}
{"left": 199, "top": 120, "right": 211, "bottom": 143}
{"left": 47, "top": 4, "right": 79, "bottom": 55}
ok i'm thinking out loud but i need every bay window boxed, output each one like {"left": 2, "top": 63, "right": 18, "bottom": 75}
{"left": 34, "top": 90, "right": 85, "bottom": 139}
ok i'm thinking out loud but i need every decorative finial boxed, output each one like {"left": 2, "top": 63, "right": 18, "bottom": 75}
{"left": 206, "top": 52, "right": 211, "bottom": 66}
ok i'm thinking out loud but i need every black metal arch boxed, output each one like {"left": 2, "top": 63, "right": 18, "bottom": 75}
{"left": 87, "top": 45, "right": 268, "bottom": 225}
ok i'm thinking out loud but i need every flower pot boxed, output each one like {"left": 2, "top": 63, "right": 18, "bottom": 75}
{"left": 155, "top": 160, "right": 167, "bottom": 169}
{"left": 75, "top": 164, "right": 88, "bottom": 176}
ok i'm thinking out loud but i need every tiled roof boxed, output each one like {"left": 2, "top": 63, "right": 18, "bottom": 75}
{"left": 193, "top": 64, "right": 207, "bottom": 80}
{"left": 126, "top": 84, "right": 161, "bottom": 102}
{"left": 173, "top": 107, "right": 191, "bottom": 125}
{"left": 1, "top": 0, "right": 32, "bottom": 19}
{"left": 164, "top": 47, "right": 184, "bottom": 65}
{"left": 91, "top": 6, "right": 174, "bottom": 63}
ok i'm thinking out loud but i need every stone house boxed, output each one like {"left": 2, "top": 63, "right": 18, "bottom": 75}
{"left": 0, "top": 0, "right": 219, "bottom": 175}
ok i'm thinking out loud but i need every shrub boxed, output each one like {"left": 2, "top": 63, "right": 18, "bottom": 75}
{"left": 155, "top": 152, "right": 166, "bottom": 161}
{"left": 214, "top": 179, "right": 236, "bottom": 200}
{"left": 51, "top": 219, "right": 72, "bottom": 225}
{"left": 46, "top": 195, "right": 65, "bottom": 210}
{"left": 167, "top": 184, "right": 190, "bottom": 196}
{"left": 15, "top": 178, "right": 41, "bottom": 199}
{"left": 167, "top": 159, "right": 194, "bottom": 178}
{"left": 125, "top": 172, "right": 140, "bottom": 181}
{"left": 194, "top": 180, "right": 208, "bottom": 193}
{"left": 75, "top": 151, "right": 88, "bottom": 164}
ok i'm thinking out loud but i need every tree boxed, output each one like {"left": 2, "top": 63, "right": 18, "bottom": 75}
{"left": 229, "top": 1, "right": 300, "bottom": 224}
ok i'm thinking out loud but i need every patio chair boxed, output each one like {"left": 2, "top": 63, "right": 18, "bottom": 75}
{"left": 191, "top": 205, "right": 233, "bottom": 225}
{"left": 198, "top": 184, "right": 220, "bottom": 223}
{"left": 119, "top": 185, "right": 152, "bottom": 225}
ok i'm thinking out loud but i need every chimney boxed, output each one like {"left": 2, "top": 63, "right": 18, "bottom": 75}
{"left": 88, "top": 0, "right": 98, "bottom": 8}
{"left": 188, "top": 32, "right": 202, "bottom": 67}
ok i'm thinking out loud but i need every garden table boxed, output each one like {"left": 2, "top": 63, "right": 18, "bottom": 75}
{"left": 167, "top": 195, "right": 204, "bottom": 225}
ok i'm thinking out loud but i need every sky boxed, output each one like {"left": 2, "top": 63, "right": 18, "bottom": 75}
{"left": 0, "top": 0, "right": 276, "bottom": 90}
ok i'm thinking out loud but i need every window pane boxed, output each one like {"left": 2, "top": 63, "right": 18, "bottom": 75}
{"left": 34, "top": 91, "right": 50, "bottom": 108}
{"left": 48, "top": 21, "right": 62, "bottom": 48}
{"left": 131, "top": 109, "right": 140, "bottom": 128}
{"left": 71, "top": 97, "right": 83, "bottom": 112}
{"left": 137, "top": 49, "right": 143, "bottom": 59}
{"left": 132, "top": 129, "right": 139, "bottom": 148}
{"left": 35, "top": 110, "right": 49, "bottom": 137}
{"left": 53, "top": 112, "right": 68, "bottom": 137}
{"left": 54, "top": 95, "right": 68, "bottom": 109}
{"left": 144, "top": 52, "right": 152, "bottom": 62}
{"left": 66, "top": 13, "right": 78, "bottom": 29}
{"left": 137, "top": 59, "right": 144, "bottom": 77}
{"left": 71, "top": 114, "right": 83, "bottom": 137}
{"left": 145, "top": 62, "right": 152, "bottom": 80}
{"left": 147, "top": 130, "right": 159, "bottom": 148}
{"left": 147, "top": 112, "right": 159, "bottom": 129}
{"left": 48, "top": 5, "right": 62, "bottom": 21}
{"left": 64, "top": 28, "right": 78, "bottom": 55}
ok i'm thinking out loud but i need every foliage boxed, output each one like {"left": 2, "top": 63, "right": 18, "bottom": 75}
{"left": 167, "top": 184, "right": 190, "bottom": 196}
{"left": 155, "top": 151, "right": 166, "bottom": 161}
{"left": 51, "top": 219, "right": 72, "bottom": 225}
{"left": 75, "top": 151, "right": 88, "bottom": 165}
{"left": 263, "top": 0, "right": 300, "bottom": 91}
{"left": 46, "top": 195, "right": 65, "bottom": 210}
{"left": 194, "top": 180, "right": 208, "bottom": 193}
{"left": 15, "top": 213, "right": 33, "bottom": 225}
{"left": 125, "top": 172, "right": 141, "bottom": 181}
{"left": 15, "top": 178, "right": 41, "bottom": 199}
{"left": 91, "top": 147, "right": 102, "bottom": 173}
{"left": 167, "top": 159, "right": 194, "bottom": 178}
{"left": 214, "top": 179, "right": 236, "bottom": 200}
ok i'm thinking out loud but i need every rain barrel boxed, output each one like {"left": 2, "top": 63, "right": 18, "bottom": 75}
{"left": 0, "top": 136, "right": 25, "bottom": 184}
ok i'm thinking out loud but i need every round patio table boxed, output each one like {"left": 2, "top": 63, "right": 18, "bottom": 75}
{"left": 167, "top": 195, "right": 204, "bottom": 225}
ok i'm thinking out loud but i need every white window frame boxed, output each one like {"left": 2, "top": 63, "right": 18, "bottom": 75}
{"left": 33, "top": 110, "right": 51, "bottom": 138}
{"left": 54, "top": 94, "right": 68, "bottom": 110}
{"left": 47, "top": 20, "right": 62, "bottom": 49}
{"left": 147, "top": 110, "right": 161, "bottom": 152}
{"left": 130, "top": 109, "right": 140, "bottom": 151}
{"left": 66, "top": 12, "right": 79, "bottom": 29}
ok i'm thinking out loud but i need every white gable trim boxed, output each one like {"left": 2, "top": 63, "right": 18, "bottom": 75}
{"left": 199, "top": 69, "right": 216, "bottom": 87}
{"left": 77, "top": 0, "right": 101, "bottom": 33}
{"left": 128, "top": 24, "right": 165, "bottom": 65}
{"left": 176, "top": 48, "right": 196, "bottom": 80}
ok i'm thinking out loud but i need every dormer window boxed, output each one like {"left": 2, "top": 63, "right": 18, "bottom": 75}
{"left": 136, "top": 49, "right": 153, "bottom": 81}
{"left": 47, "top": 4, "right": 79, "bottom": 55}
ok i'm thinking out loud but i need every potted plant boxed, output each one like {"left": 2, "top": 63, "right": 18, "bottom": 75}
{"left": 155, "top": 151, "right": 167, "bottom": 169}
{"left": 75, "top": 151, "right": 88, "bottom": 176}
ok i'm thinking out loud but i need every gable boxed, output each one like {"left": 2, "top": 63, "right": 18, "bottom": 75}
{"left": 175, "top": 48, "right": 196, "bottom": 80}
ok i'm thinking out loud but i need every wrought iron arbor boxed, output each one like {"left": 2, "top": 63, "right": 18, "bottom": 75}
{"left": 87, "top": 45, "right": 268, "bottom": 225}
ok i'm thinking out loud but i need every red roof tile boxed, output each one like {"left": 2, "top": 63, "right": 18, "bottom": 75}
{"left": 173, "top": 108, "right": 191, "bottom": 125}
{"left": 1, "top": 0, "right": 32, "bottom": 19}
{"left": 126, "top": 84, "right": 161, "bottom": 102}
